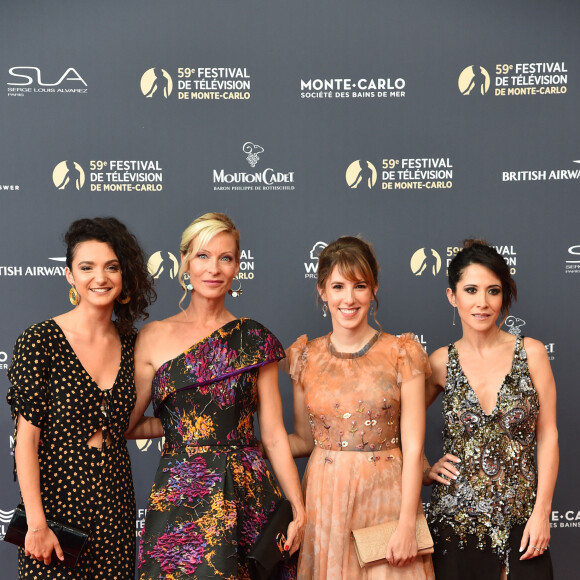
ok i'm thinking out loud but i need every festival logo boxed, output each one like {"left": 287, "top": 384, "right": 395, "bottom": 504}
{"left": 565, "top": 244, "right": 580, "bottom": 274}
{"left": 52, "top": 161, "right": 85, "bottom": 190}
{"left": 0, "top": 350, "right": 8, "bottom": 370}
{"left": 238, "top": 249, "right": 255, "bottom": 281}
{"left": 458, "top": 62, "right": 568, "bottom": 98}
{"left": 136, "top": 508, "right": 148, "bottom": 537}
{"left": 213, "top": 141, "right": 295, "bottom": 192}
{"left": 304, "top": 241, "right": 327, "bottom": 279}
{"left": 445, "top": 244, "right": 516, "bottom": 275}
{"left": 141, "top": 68, "right": 173, "bottom": 98}
{"left": 458, "top": 65, "right": 491, "bottom": 95}
{"left": 135, "top": 438, "right": 165, "bottom": 453}
{"left": 6, "top": 66, "right": 88, "bottom": 96}
{"left": 243, "top": 142, "right": 264, "bottom": 167}
{"left": 147, "top": 252, "right": 179, "bottom": 280}
{"left": 346, "top": 160, "right": 377, "bottom": 189}
{"left": 410, "top": 248, "right": 442, "bottom": 277}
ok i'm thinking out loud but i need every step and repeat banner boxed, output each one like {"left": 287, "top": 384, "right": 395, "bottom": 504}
{"left": 1, "top": 1, "right": 578, "bottom": 577}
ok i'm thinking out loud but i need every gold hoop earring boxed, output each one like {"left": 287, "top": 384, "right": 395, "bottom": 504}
{"left": 228, "top": 277, "right": 243, "bottom": 298}
{"left": 69, "top": 286, "right": 79, "bottom": 306}
{"left": 117, "top": 293, "right": 131, "bottom": 305}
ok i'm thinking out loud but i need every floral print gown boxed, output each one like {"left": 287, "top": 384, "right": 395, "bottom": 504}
{"left": 286, "top": 332, "right": 435, "bottom": 580}
{"left": 138, "top": 318, "right": 294, "bottom": 580}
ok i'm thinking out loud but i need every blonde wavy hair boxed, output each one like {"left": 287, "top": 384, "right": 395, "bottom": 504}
{"left": 178, "top": 212, "right": 240, "bottom": 307}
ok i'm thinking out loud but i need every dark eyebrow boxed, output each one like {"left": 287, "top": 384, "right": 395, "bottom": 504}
{"left": 77, "top": 259, "right": 120, "bottom": 266}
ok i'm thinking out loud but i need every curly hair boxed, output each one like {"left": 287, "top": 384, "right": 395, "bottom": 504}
{"left": 65, "top": 217, "right": 156, "bottom": 334}
{"left": 448, "top": 238, "right": 517, "bottom": 318}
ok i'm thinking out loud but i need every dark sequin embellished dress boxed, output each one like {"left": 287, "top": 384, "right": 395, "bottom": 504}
{"left": 137, "top": 318, "right": 296, "bottom": 580}
{"left": 428, "top": 336, "right": 553, "bottom": 578}
{"left": 7, "top": 319, "right": 137, "bottom": 579}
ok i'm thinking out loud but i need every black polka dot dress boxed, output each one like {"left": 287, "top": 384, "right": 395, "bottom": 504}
{"left": 7, "top": 319, "right": 137, "bottom": 579}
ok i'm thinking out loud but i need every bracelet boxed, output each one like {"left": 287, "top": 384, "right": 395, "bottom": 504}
{"left": 29, "top": 525, "right": 48, "bottom": 533}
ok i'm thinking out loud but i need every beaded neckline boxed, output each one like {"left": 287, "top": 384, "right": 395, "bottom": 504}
{"left": 327, "top": 330, "right": 382, "bottom": 359}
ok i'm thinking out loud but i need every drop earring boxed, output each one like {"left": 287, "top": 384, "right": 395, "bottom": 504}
{"left": 69, "top": 286, "right": 79, "bottom": 306}
{"left": 228, "top": 277, "right": 243, "bottom": 298}
{"left": 117, "top": 293, "right": 131, "bottom": 304}
{"left": 182, "top": 273, "right": 193, "bottom": 291}
{"left": 452, "top": 307, "right": 456, "bottom": 326}
{"left": 322, "top": 302, "right": 328, "bottom": 318}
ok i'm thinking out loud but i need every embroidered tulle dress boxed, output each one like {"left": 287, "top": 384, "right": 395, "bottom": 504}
{"left": 138, "top": 318, "right": 296, "bottom": 580}
{"left": 286, "top": 331, "right": 435, "bottom": 580}
{"left": 428, "top": 336, "right": 553, "bottom": 578}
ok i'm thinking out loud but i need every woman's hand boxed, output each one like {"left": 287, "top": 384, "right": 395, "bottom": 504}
{"left": 284, "top": 506, "right": 306, "bottom": 556}
{"left": 24, "top": 526, "right": 64, "bottom": 565}
{"left": 424, "top": 453, "right": 460, "bottom": 485}
{"left": 519, "top": 508, "right": 550, "bottom": 560}
{"left": 385, "top": 522, "right": 418, "bottom": 567}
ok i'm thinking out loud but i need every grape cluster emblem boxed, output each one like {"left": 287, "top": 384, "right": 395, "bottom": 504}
{"left": 243, "top": 142, "right": 264, "bottom": 167}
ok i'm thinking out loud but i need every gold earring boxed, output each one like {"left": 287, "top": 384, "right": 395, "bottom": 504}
{"left": 117, "top": 294, "right": 131, "bottom": 304}
{"left": 69, "top": 286, "right": 79, "bottom": 306}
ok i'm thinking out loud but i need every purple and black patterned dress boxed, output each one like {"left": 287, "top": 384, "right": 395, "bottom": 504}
{"left": 138, "top": 318, "right": 295, "bottom": 580}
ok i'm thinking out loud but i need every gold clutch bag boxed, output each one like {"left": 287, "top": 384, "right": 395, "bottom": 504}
{"left": 351, "top": 512, "right": 434, "bottom": 567}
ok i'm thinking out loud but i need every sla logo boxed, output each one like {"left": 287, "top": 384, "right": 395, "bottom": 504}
{"left": 305, "top": 241, "right": 327, "bottom": 279}
{"left": 53, "top": 161, "right": 85, "bottom": 190}
{"left": 410, "top": 248, "right": 442, "bottom": 276}
{"left": 147, "top": 251, "right": 179, "bottom": 280}
{"left": 565, "top": 244, "right": 580, "bottom": 274}
{"left": 346, "top": 160, "right": 377, "bottom": 189}
{"left": 8, "top": 67, "right": 88, "bottom": 90}
{"left": 243, "top": 142, "right": 264, "bottom": 167}
{"left": 504, "top": 315, "right": 526, "bottom": 336}
{"left": 141, "top": 68, "right": 173, "bottom": 99}
{"left": 458, "top": 65, "right": 490, "bottom": 95}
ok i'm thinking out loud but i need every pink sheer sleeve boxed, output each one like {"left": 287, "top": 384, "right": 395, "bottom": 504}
{"left": 395, "top": 332, "right": 431, "bottom": 384}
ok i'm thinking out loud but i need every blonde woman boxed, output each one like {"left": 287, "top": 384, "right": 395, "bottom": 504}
{"left": 127, "top": 212, "right": 305, "bottom": 579}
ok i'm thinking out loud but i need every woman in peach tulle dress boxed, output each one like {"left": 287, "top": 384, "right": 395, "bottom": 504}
{"left": 284, "top": 236, "right": 434, "bottom": 579}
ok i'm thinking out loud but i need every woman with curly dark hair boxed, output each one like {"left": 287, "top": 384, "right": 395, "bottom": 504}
{"left": 7, "top": 217, "right": 156, "bottom": 579}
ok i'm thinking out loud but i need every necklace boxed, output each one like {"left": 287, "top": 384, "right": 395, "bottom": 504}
{"left": 328, "top": 330, "right": 381, "bottom": 359}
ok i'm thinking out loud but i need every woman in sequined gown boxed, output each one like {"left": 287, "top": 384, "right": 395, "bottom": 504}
{"left": 285, "top": 236, "right": 435, "bottom": 580}
{"left": 424, "top": 240, "right": 557, "bottom": 579}
{"left": 7, "top": 217, "right": 155, "bottom": 579}
{"left": 126, "top": 212, "right": 305, "bottom": 579}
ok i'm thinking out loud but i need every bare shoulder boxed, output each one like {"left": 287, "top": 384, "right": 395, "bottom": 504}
{"left": 428, "top": 346, "right": 449, "bottom": 390}
{"left": 429, "top": 346, "right": 449, "bottom": 370}
{"left": 522, "top": 336, "right": 550, "bottom": 363}
{"left": 136, "top": 317, "right": 180, "bottom": 347}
